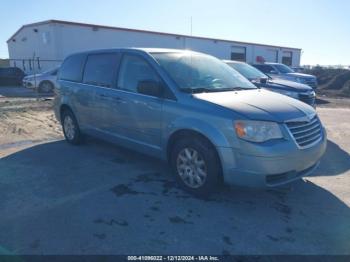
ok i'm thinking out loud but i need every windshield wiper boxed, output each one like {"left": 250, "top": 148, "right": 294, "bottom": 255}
{"left": 179, "top": 87, "right": 212, "bottom": 93}
{"left": 180, "top": 86, "right": 254, "bottom": 93}
{"left": 228, "top": 86, "right": 255, "bottom": 91}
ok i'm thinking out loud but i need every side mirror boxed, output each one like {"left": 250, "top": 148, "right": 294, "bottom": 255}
{"left": 260, "top": 77, "right": 268, "bottom": 84}
{"left": 137, "top": 80, "right": 163, "bottom": 97}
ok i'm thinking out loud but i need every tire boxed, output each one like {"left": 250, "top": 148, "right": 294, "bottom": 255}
{"left": 38, "top": 81, "right": 54, "bottom": 93}
{"left": 170, "top": 136, "right": 221, "bottom": 196}
{"left": 61, "top": 109, "right": 82, "bottom": 145}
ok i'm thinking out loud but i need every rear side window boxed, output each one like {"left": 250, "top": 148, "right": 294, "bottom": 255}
{"left": 83, "top": 53, "right": 119, "bottom": 88}
{"left": 254, "top": 64, "right": 275, "bottom": 73}
{"left": 117, "top": 54, "right": 160, "bottom": 93}
{"left": 59, "top": 54, "right": 86, "bottom": 82}
{"left": 0, "top": 68, "right": 22, "bottom": 76}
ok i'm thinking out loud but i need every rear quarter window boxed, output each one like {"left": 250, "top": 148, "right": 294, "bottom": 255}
{"left": 59, "top": 54, "right": 86, "bottom": 82}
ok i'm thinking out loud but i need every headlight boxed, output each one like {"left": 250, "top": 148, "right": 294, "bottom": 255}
{"left": 234, "top": 120, "right": 283, "bottom": 142}
{"left": 273, "top": 89, "right": 299, "bottom": 99}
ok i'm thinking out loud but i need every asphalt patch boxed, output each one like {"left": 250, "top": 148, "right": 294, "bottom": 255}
{"left": 222, "top": 236, "right": 233, "bottom": 246}
{"left": 111, "top": 184, "right": 140, "bottom": 197}
{"left": 168, "top": 216, "right": 193, "bottom": 224}
{"left": 94, "top": 218, "right": 129, "bottom": 227}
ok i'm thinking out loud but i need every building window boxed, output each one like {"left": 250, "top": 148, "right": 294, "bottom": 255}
{"left": 269, "top": 49, "right": 279, "bottom": 62}
{"left": 282, "top": 51, "right": 293, "bottom": 66}
{"left": 231, "top": 46, "right": 246, "bottom": 62}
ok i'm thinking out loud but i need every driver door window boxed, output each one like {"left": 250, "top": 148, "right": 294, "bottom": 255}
{"left": 118, "top": 54, "right": 160, "bottom": 95}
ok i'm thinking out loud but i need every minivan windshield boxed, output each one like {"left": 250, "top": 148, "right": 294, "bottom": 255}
{"left": 152, "top": 52, "right": 256, "bottom": 92}
{"left": 226, "top": 62, "right": 268, "bottom": 80}
{"left": 274, "top": 64, "right": 294, "bottom": 74}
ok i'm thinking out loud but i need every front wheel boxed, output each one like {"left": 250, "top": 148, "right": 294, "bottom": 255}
{"left": 170, "top": 136, "right": 221, "bottom": 196}
{"left": 38, "top": 81, "right": 54, "bottom": 93}
{"left": 61, "top": 110, "right": 82, "bottom": 145}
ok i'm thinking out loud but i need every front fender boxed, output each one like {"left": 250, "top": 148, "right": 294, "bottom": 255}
{"left": 164, "top": 117, "right": 231, "bottom": 149}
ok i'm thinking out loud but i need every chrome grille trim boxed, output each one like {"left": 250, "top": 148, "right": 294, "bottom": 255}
{"left": 288, "top": 117, "right": 318, "bottom": 130}
{"left": 292, "top": 122, "right": 320, "bottom": 135}
{"left": 285, "top": 115, "right": 323, "bottom": 149}
{"left": 294, "top": 127, "right": 321, "bottom": 141}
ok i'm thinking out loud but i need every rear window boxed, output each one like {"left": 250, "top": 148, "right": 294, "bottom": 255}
{"left": 83, "top": 53, "right": 119, "bottom": 88}
{"left": 59, "top": 54, "right": 86, "bottom": 82}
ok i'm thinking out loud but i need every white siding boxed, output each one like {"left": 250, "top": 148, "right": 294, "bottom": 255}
{"left": 7, "top": 24, "right": 61, "bottom": 73}
{"left": 7, "top": 21, "right": 302, "bottom": 72}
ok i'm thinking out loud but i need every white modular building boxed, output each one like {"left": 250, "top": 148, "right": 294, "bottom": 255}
{"left": 7, "top": 20, "right": 302, "bottom": 73}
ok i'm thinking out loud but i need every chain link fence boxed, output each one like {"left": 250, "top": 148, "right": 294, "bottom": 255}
{"left": 9, "top": 58, "right": 62, "bottom": 74}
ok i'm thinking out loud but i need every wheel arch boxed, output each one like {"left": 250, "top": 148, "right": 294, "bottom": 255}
{"left": 60, "top": 104, "right": 73, "bottom": 120}
{"left": 38, "top": 80, "right": 54, "bottom": 91}
{"left": 166, "top": 128, "right": 224, "bottom": 181}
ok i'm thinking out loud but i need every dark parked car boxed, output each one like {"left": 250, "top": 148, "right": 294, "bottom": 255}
{"left": 252, "top": 63, "right": 318, "bottom": 89}
{"left": 224, "top": 60, "right": 316, "bottom": 107}
{"left": 0, "top": 67, "right": 25, "bottom": 86}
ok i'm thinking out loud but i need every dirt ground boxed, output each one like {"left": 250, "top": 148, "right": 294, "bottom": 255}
{"left": 0, "top": 86, "right": 350, "bottom": 255}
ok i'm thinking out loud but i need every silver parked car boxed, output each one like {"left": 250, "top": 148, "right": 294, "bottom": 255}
{"left": 252, "top": 63, "right": 318, "bottom": 89}
{"left": 54, "top": 48, "right": 327, "bottom": 195}
{"left": 23, "top": 67, "right": 59, "bottom": 93}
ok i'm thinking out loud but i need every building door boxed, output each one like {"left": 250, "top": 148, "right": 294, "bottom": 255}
{"left": 266, "top": 49, "right": 279, "bottom": 62}
{"left": 231, "top": 46, "right": 246, "bottom": 62}
{"left": 282, "top": 51, "right": 293, "bottom": 66}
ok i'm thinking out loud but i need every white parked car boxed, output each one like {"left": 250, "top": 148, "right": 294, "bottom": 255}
{"left": 23, "top": 67, "right": 59, "bottom": 93}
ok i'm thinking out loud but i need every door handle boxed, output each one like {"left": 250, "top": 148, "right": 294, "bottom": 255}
{"left": 98, "top": 93, "right": 124, "bottom": 103}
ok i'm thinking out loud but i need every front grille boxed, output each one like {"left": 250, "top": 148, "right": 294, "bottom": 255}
{"left": 286, "top": 115, "right": 322, "bottom": 148}
{"left": 299, "top": 93, "right": 315, "bottom": 106}
{"left": 304, "top": 79, "right": 317, "bottom": 89}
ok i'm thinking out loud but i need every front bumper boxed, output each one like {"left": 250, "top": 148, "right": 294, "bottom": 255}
{"left": 23, "top": 79, "right": 37, "bottom": 89}
{"left": 217, "top": 128, "right": 327, "bottom": 187}
{"left": 298, "top": 92, "right": 316, "bottom": 107}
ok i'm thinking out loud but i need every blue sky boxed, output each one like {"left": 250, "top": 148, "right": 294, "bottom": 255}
{"left": 1, "top": 0, "right": 349, "bottom": 65}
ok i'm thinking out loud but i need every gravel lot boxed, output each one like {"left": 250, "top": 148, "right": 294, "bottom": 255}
{"left": 0, "top": 86, "right": 349, "bottom": 255}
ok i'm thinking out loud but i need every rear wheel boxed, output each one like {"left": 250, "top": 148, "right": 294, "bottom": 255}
{"left": 61, "top": 109, "right": 82, "bottom": 145}
{"left": 38, "top": 81, "right": 54, "bottom": 93}
{"left": 170, "top": 136, "right": 221, "bottom": 195}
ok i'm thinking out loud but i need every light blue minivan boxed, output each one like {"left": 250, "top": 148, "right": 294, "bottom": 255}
{"left": 54, "top": 48, "right": 327, "bottom": 195}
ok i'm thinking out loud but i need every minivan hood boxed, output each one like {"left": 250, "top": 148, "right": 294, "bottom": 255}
{"left": 193, "top": 89, "right": 315, "bottom": 122}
